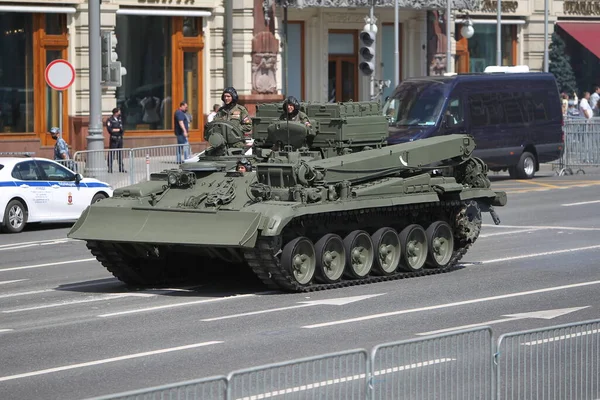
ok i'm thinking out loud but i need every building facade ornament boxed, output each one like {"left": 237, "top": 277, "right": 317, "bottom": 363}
{"left": 252, "top": 1, "right": 279, "bottom": 94}
{"left": 276, "top": 0, "right": 482, "bottom": 11}
{"left": 480, "top": 0, "right": 518, "bottom": 13}
{"left": 563, "top": 0, "right": 600, "bottom": 15}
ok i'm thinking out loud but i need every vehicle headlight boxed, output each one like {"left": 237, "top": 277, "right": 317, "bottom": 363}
{"left": 167, "top": 172, "right": 178, "bottom": 186}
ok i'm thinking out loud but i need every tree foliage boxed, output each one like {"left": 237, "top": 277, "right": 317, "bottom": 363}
{"left": 549, "top": 32, "right": 578, "bottom": 95}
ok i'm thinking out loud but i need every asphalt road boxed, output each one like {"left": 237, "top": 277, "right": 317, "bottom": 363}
{"left": 1, "top": 170, "right": 600, "bottom": 399}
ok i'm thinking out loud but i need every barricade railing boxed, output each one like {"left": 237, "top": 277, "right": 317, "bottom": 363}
{"left": 227, "top": 349, "right": 369, "bottom": 400}
{"left": 89, "top": 320, "right": 600, "bottom": 400}
{"left": 87, "top": 375, "right": 228, "bottom": 400}
{"left": 554, "top": 118, "right": 600, "bottom": 175}
{"left": 495, "top": 319, "right": 600, "bottom": 400}
{"left": 370, "top": 327, "right": 494, "bottom": 400}
{"left": 71, "top": 144, "right": 190, "bottom": 189}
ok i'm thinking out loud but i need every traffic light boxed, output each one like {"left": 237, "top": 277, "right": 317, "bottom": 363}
{"left": 100, "top": 30, "right": 127, "bottom": 87}
{"left": 358, "top": 29, "right": 376, "bottom": 76}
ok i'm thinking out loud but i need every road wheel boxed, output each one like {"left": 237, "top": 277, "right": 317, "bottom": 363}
{"left": 343, "top": 230, "right": 374, "bottom": 279}
{"left": 371, "top": 227, "right": 401, "bottom": 276}
{"left": 425, "top": 221, "right": 454, "bottom": 268}
{"left": 515, "top": 151, "right": 536, "bottom": 179}
{"left": 398, "top": 224, "right": 428, "bottom": 272}
{"left": 2, "top": 199, "right": 28, "bottom": 233}
{"left": 315, "top": 234, "right": 346, "bottom": 283}
{"left": 282, "top": 237, "right": 316, "bottom": 286}
{"left": 91, "top": 193, "right": 107, "bottom": 204}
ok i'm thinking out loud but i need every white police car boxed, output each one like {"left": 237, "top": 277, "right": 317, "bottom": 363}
{"left": 0, "top": 157, "right": 113, "bottom": 233}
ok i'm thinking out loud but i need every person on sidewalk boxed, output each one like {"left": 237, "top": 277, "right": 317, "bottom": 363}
{"left": 174, "top": 101, "right": 190, "bottom": 163}
{"left": 48, "top": 127, "right": 75, "bottom": 171}
{"left": 106, "top": 107, "right": 126, "bottom": 173}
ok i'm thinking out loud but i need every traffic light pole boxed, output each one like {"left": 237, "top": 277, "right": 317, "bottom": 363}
{"left": 85, "top": 0, "right": 106, "bottom": 177}
{"left": 369, "top": 4, "right": 375, "bottom": 100}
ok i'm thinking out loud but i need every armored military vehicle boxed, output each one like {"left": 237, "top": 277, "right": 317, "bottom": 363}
{"left": 68, "top": 101, "right": 507, "bottom": 293}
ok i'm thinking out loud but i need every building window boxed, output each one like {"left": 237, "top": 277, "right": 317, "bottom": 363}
{"left": 115, "top": 15, "right": 173, "bottom": 131}
{"left": 0, "top": 13, "right": 34, "bottom": 133}
{"left": 468, "top": 24, "right": 516, "bottom": 72}
{"left": 328, "top": 30, "right": 358, "bottom": 102}
{"left": 286, "top": 22, "right": 304, "bottom": 100}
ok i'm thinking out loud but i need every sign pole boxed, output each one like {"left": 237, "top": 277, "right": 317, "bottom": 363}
{"left": 59, "top": 91, "right": 63, "bottom": 139}
{"left": 45, "top": 59, "right": 75, "bottom": 145}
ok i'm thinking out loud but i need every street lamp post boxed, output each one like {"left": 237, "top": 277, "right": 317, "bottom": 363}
{"left": 496, "top": 0, "right": 502, "bottom": 66}
{"left": 446, "top": 0, "right": 452, "bottom": 73}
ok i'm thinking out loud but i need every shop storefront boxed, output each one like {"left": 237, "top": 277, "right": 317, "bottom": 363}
{"left": 0, "top": 5, "right": 73, "bottom": 154}
{"left": 112, "top": 11, "right": 208, "bottom": 144}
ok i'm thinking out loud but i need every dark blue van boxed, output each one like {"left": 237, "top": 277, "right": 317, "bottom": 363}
{"left": 384, "top": 72, "right": 563, "bottom": 179}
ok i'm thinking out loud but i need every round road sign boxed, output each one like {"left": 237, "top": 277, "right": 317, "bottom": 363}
{"left": 45, "top": 59, "right": 76, "bottom": 91}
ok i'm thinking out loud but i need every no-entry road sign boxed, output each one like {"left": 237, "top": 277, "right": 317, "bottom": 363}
{"left": 45, "top": 59, "right": 76, "bottom": 91}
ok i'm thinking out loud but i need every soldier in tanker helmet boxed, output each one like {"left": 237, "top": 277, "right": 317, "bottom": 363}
{"left": 212, "top": 87, "right": 252, "bottom": 149}
{"left": 279, "top": 96, "right": 312, "bottom": 128}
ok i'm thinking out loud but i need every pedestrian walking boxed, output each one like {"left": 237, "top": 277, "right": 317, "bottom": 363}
{"left": 174, "top": 101, "right": 190, "bottom": 163}
{"left": 106, "top": 107, "right": 126, "bottom": 173}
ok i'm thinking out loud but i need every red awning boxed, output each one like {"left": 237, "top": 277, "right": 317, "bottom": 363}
{"left": 557, "top": 22, "right": 600, "bottom": 59}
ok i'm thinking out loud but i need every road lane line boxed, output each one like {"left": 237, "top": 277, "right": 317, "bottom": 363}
{"left": 481, "top": 244, "right": 600, "bottom": 264}
{"left": 0, "top": 279, "right": 28, "bottom": 285}
{"left": 98, "top": 293, "right": 258, "bottom": 317}
{"left": 0, "top": 341, "right": 223, "bottom": 383}
{"left": 521, "top": 329, "right": 600, "bottom": 346}
{"left": 202, "top": 304, "right": 314, "bottom": 321}
{"left": 0, "top": 289, "right": 53, "bottom": 299}
{"left": 482, "top": 224, "right": 600, "bottom": 232}
{"left": 0, "top": 329, "right": 13, "bottom": 333}
{"left": 302, "top": 280, "right": 600, "bottom": 329}
{"left": 0, "top": 258, "right": 96, "bottom": 272}
{"left": 561, "top": 200, "right": 600, "bottom": 207}
{"left": 0, "top": 238, "right": 73, "bottom": 249}
{"left": 516, "top": 180, "right": 562, "bottom": 189}
{"left": 2, "top": 294, "right": 133, "bottom": 313}
{"left": 234, "top": 358, "right": 454, "bottom": 400}
{"left": 479, "top": 229, "right": 540, "bottom": 238}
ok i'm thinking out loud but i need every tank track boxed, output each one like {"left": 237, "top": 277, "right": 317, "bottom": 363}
{"left": 242, "top": 200, "right": 479, "bottom": 293}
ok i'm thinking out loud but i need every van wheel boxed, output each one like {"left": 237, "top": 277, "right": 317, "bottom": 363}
{"left": 515, "top": 152, "right": 536, "bottom": 179}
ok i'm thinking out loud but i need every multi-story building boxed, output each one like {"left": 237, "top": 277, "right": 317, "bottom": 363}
{"left": 1, "top": 0, "right": 598, "bottom": 158}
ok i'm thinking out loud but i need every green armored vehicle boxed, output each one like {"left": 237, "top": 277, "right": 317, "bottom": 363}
{"left": 68, "top": 101, "right": 507, "bottom": 292}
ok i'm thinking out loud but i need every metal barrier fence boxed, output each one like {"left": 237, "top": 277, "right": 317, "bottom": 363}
{"left": 86, "top": 320, "right": 600, "bottom": 400}
{"left": 370, "top": 327, "right": 493, "bottom": 400}
{"left": 496, "top": 319, "right": 600, "bottom": 400}
{"left": 227, "top": 349, "right": 369, "bottom": 400}
{"left": 90, "top": 376, "right": 228, "bottom": 400}
{"left": 70, "top": 144, "right": 189, "bottom": 189}
{"left": 554, "top": 118, "right": 600, "bottom": 176}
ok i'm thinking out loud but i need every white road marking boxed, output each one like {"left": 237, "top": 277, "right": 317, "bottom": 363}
{"left": 417, "top": 307, "right": 589, "bottom": 336}
{"left": 0, "top": 279, "right": 27, "bottom": 285}
{"left": 521, "top": 329, "right": 600, "bottom": 346}
{"left": 302, "top": 280, "right": 600, "bottom": 329}
{"left": 0, "top": 238, "right": 73, "bottom": 249}
{"left": 202, "top": 294, "right": 384, "bottom": 322}
{"left": 0, "top": 258, "right": 96, "bottom": 272}
{"left": 0, "top": 289, "right": 53, "bottom": 299}
{"left": 234, "top": 358, "right": 454, "bottom": 400}
{"left": 0, "top": 329, "right": 13, "bottom": 333}
{"left": 481, "top": 244, "right": 600, "bottom": 264}
{"left": 561, "top": 200, "right": 600, "bottom": 207}
{"left": 479, "top": 229, "right": 540, "bottom": 238}
{"left": 98, "top": 293, "right": 258, "bottom": 317}
{"left": 482, "top": 224, "right": 600, "bottom": 232}
{"left": 0, "top": 341, "right": 223, "bottom": 383}
{"left": 2, "top": 294, "right": 134, "bottom": 313}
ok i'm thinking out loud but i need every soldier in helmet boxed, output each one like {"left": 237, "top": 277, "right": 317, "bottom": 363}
{"left": 214, "top": 87, "right": 252, "bottom": 132}
{"left": 279, "top": 96, "right": 312, "bottom": 128}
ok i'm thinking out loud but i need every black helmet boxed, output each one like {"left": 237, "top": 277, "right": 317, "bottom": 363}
{"left": 283, "top": 96, "right": 300, "bottom": 117}
{"left": 221, "top": 87, "right": 239, "bottom": 104}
